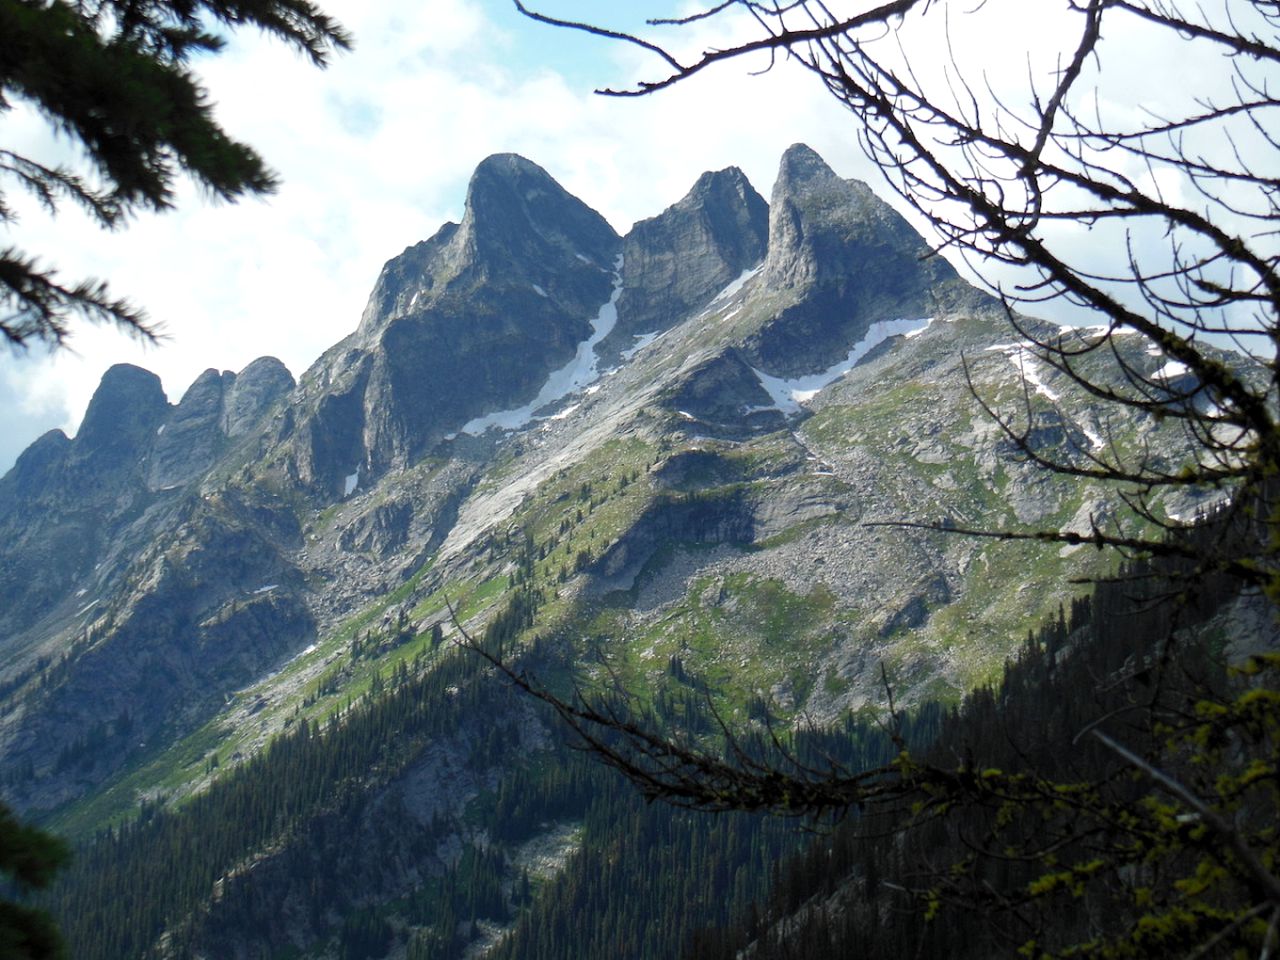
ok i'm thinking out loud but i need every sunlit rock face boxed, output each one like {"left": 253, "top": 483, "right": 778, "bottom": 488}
{"left": 221, "top": 357, "right": 295, "bottom": 439}
{"left": 615, "top": 165, "right": 770, "bottom": 343}
{"left": 284, "top": 153, "right": 625, "bottom": 488}
{"left": 753, "top": 142, "right": 987, "bottom": 375}
{"left": 0, "top": 143, "right": 1227, "bottom": 827}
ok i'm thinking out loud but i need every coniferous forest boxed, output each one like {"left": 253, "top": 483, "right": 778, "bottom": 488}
{"left": 29, "top": 506, "right": 1259, "bottom": 959}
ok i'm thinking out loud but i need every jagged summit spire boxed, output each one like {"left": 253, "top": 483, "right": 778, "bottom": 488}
{"left": 755, "top": 142, "right": 979, "bottom": 373}
{"left": 686, "top": 165, "right": 757, "bottom": 199}
{"left": 615, "top": 164, "right": 769, "bottom": 337}
{"left": 774, "top": 142, "right": 841, "bottom": 190}
{"left": 764, "top": 141, "right": 923, "bottom": 293}
{"left": 462, "top": 152, "right": 619, "bottom": 264}
{"left": 357, "top": 153, "right": 621, "bottom": 341}
{"left": 77, "top": 364, "right": 168, "bottom": 451}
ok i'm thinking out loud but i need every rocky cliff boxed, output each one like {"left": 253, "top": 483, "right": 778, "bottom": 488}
{"left": 0, "top": 144, "right": 1228, "bottom": 840}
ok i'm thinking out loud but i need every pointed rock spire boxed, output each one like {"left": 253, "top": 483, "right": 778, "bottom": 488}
{"left": 618, "top": 165, "right": 769, "bottom": 336}
{"left": 462, "top": 153, "right": 620, "bottom": 269}
{"left": 76, "top": 364, "right": 169, "bottom": 470}
{"left": 775, "top": 142, "right": 841, "bottom": 192}
{"left": 754, "top": 143, "right": 981, "bottom": 374}
{"left": 309, "top": 154, "right": 625, "bottom": 483}
{"left": 222, "top": 357, "right": 294, "bottom": 438}
{"left": 149, "top": 368, "right": 232, "bottom": 489}
{"left": 764, "top": 143, "right": 887, "bottom": 291}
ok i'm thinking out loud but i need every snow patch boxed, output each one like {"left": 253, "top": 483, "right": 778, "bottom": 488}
{"left": 711, "top": 263, "right": 763, "bottom": 305}
{"left": 903, "top": 319, "right": 933, "bottom": 338}
{"left": 986, "top": 342, "right": 1059, "bottom": 402}
{"left": 749, "top": 317, "right": 931, "bottom": 414}
{"left": 1080, "top": 422, "right": 1105, "bottom": 450}
{"left": 461, "top": 258, "right": 624, "bottom": 436}
{"left": 343, "top": 470, "right": 359, "bottom": 497}
{"left": 1201, "top": 399, "right": 1225, "bottom": 419}
{"left": 532, "top": 284, "right": 548, "bottom": 298}
{"left": 548, "top": 403, "right": 579, "bottom": 421}
{"left": 1154, "top": 360, "right": 1189, "bottom": 380}
{"left": 254, "top": 584, "right": 279, "bottom": 595}
{"left": 621, "top": 331, "right": 660, "bottom": 360}
{"left": 1057, "top": 323, "right": 1141, "bottom": 340}
{"left": 156, "top": 423, "right": 166, "bottom": 436}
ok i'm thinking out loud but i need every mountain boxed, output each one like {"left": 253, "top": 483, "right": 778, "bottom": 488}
{"left": 0, "top": 144, "right": 1238, "bottom": 958}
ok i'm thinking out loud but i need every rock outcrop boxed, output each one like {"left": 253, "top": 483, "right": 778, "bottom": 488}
{"left": 753, "top": 143, "right": 985, "bottom": 374}
{"left": 615, "top": 166, "right": 769, "bottom": 340}
{"left": 221, "top": 357, "right": 295, "bottom": 438}
{"left": 73, "top": 363, "right": 169, "bottom": 480}
{"left": 284, "top": 155, "right": 626, "bottom": 489}
{"left": 149, "top": 369, "right": 232, "bottom": 490}
{"left": 0, "top": 143, "right": 1230, "bottom": 824}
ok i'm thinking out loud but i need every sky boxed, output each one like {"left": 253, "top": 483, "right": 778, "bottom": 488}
{"left": 0, "top": 0, "right": 1254, "bottom": 474}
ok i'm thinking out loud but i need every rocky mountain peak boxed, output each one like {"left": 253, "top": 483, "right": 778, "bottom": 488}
{"left": 222, "top": 357, "right": 294, "bottom": 438}
{"left": 774, "top": 142, "right": 841, "bottom": 193}
{"left": 355, "top": 155, "right": 621, "bottom": 342}
{"left": 753, "top": 143, "right": 983, "bottom": 374}
{"left": 0, "top": 429, "right": 70, "bottom": 504}
{"left": 764, "top": 143, "right": 877, "bottom": 291}
{"left": 74, "top": 364, "right": 169, "bottom": 470}
{"left": 461, "top": 152, "right": 620, "bottom": 271}
{"left": 303, "top": 155, "right": 627, "bottom": 485}
{"left": 0, "top": 142, "right": 1237, "bottom": 939}
{"left": 614, "top": 165, "right": 769, "bottom": 339}
{"left": 687, "top": 165, "right": 759, "bottom": 205}
{"left": 148, "top": 368, "right": 231, "bottom": 490}
{"left": 180, "top": 367, "right": 230, "bottom": 405}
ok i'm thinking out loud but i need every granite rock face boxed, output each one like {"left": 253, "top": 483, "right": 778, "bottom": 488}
{"left": 753, "top": 143, "right": 987, "bottom": 374}
{"left": 74, "top": 363, "right": 170, "bottom": 480}
{"left": 357, "top": 155, "right": 621, "bottom": 338}
{"left": 615, "top": 166, "right": 769, "bottom": 340}
{"left": 149, "top": 369, "right": 231, "bottom": 490}
{"left": 0, "top": 144, "right": 1226, "bottom": 824}
{"left": 148, "top": 358, "right": 296, "bottom": 491}
{"left": 667, "top": 348, "right": 782, "bottom": 434}
{"left": 222, "top": 357, "right": 295, "bottom": 438}
{"left": 0, "top": 491, "right": 312, "bottom": 812}
{"left": 0, "top": 429, "right": 72, "bottom": 505}
{"left": 0, "top": 365, "right": 168, "bottom": 638}
{"left": 0, "top": 357, "right": 298, "bottom": 806}
{"left": 287, "top": 154, "right": 625, "bottom": 489}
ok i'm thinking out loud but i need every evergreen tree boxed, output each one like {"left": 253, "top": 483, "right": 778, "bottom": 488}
{"left": 0, "top": 802, "right": 70, "bottom": 960}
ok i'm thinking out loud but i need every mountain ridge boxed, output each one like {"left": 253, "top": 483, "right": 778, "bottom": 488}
{"left": 0, "top": 143, "right": 1230, "bottom": 835}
